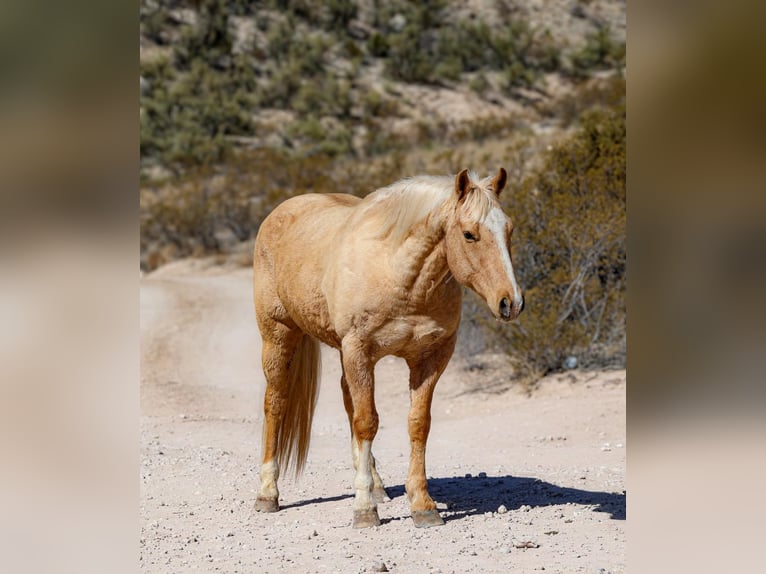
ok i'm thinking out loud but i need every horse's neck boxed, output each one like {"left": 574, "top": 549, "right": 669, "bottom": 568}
{"left": 394, "top": 216, "right": 451, "bottom": 303}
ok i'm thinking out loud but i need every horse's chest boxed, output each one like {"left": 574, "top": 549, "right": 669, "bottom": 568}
{"left": 374, "top": 314, "right": 455, "bottom": 357}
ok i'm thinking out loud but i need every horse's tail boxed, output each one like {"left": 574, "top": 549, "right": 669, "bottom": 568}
{"left": 275, "top": 333, "right": 321, "bottom": 477}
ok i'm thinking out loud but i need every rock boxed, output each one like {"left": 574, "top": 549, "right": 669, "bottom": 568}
{"left": 371, "top": 561, "right": 388, "bottom": 572}
{"left": 563, "top": 356, "right": 578, "bottom": 370}
{"left": 513, "top": 540, "right": 540, "bottom": 549}
{"left": 389, "top": 14, "right": 407, "bottom": 32}
{"left": 497, "top": 504, "right": 508, "bottom": 514}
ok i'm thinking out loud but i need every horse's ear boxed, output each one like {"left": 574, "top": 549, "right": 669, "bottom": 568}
{"left": 455, "top": 168, "right": 470, "bottom": 201}
{"left": 491, "top": 167, "right": 507, "bottom": 196}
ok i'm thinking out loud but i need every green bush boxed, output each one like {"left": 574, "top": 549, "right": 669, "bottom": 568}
{"left": 381, "top": 11, "right": 562, "bottom": 87}
{"left": 323, "top": 0, "right": 358, "bottom": 32}
{"left": 570, "top": 25, "right": 625, "bottom": 77}
{"left": 468, "top": 72, "right": 491, "bottom": 94}
{"left": 384, "top": 25, "right": 435, "bottom": 83}
{"left": 435, "top": 19, "right": 494, "bottom": 73}
{"left": 541, "top": 75, "right": 626, "bottom": 126}
{"left": 360, "top": 88, "right": 400, "bottom": 117}
{"left": 367, "top": 32, "right": 389, "bottom": 57}
{"left": 140, "top": 57, "right": 256, "bottom": 170}
{"left": 175, "top": 0, "right": 233, "bottom": 70}
{"left": 492, "top": 21, "right": 560, "bottom": 90}
{"left": 142, "top": 6, "right": 171, "bottom": 45}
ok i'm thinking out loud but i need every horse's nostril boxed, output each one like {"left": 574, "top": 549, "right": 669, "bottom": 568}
{"left": 500, "top": 297, "right": 510, "bottom": 318}
{"left": 519, "top": 296, "right": 525, "bottom": 313}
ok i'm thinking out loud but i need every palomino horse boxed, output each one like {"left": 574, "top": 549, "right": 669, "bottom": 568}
{"left": 252, "top": 168, "right": 524, "bottom": 528}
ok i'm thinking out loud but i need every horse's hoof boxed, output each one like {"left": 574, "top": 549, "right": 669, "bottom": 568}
{"left": 373, "top": 487, "right": 391, "bottom": 503}
{"left": 352, "top": 509, "right": 381, "bottom": 529}
{"left": 254, "top": 497, "right": 280, "bottom": 513}
{"left": 411, "top": 509, "right": 444, "bottom": 528}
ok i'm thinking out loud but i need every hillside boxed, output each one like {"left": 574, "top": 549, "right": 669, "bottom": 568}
{"left": 140, "top": 0, "right": 625, "bottom": 178}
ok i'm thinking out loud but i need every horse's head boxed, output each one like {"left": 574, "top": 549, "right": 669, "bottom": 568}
{"left": 444, "top": 168, "right": 525, "bottom": 322}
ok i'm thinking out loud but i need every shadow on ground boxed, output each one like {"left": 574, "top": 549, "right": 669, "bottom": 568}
{"left": 277, "top": 474, "right": 624, "bottom": 523}
{"left": 279, "top": 493, "right": 353, "bottom": 510}
{"left": 385, "top": 474, "right": 625, "bottom": 521}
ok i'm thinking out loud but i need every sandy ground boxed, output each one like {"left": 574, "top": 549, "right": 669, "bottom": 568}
{"left": 140, "top": 259, "right": 625, "bottom": 573}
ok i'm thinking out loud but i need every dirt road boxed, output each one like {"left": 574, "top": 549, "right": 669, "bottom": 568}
{"left": 140, "top": 259, "right": 625, "bottom": 573}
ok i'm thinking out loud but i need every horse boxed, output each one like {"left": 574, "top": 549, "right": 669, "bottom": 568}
{"left": 252, "top": 168, "right": 524, "bottom": 528}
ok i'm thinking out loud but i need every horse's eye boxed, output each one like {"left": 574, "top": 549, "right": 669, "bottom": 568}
{"left": 463, "top": 231, "right": 476, "bottom": 242}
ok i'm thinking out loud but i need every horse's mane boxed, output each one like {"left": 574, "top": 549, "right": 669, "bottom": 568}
{"left": 362, "top": 173, "right": 498, "bottom": 243}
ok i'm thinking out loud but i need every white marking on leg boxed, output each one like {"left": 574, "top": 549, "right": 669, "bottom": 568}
{"left": 353, "top": 437, "right": 384, "bottom": 490}
{"left": 259, "top": 459, "right": 279, "bottom": 499}
{"left": 485, "top": 207, "right": 523, "bottom": 308}
{"left": 351, "top": 437, "right": 359, "bottom": 470}
{"left": 353, "top": 440, "right": 375, "bottom": 512}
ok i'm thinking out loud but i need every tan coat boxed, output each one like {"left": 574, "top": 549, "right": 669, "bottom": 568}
{"left": 253, "top": 169, "right": 524, "bottom": 528}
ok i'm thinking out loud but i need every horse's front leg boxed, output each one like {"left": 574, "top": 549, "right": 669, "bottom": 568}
{"left": 341, "top": 367, "right": 390, "bottom": 503}
{"left": 405, "top": 334, "right": 457, "bottom": 528}
{"left": 341, "top": 341, "right": 380, "bottom": 528}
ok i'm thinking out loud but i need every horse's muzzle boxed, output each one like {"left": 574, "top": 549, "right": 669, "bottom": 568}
{"left": 499, "top": 296, "right": 524, "bottom": 321}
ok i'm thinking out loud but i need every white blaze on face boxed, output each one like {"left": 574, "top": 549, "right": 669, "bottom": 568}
{"left": 484, "top": 206, "right": 523, "bottom": 308}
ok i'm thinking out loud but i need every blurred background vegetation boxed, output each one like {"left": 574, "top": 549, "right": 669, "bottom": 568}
{"left": 140, "top": 0, "right": 626, "bottom": 384}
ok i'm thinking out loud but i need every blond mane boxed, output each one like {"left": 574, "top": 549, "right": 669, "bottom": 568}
{"left": 361, "top": 173, "right": 498, "bottom": 243}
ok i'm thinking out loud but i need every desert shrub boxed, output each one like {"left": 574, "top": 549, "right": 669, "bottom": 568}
{"left": 435, "top": 19, "right": 494, "bottom": 73}
{"left": 360, "top": 88, "right": 400, "bottom": 117}
{"left": 142, "top": 6, "right": 171, "bottom": 45}
{"left": 492, "top": 21, "right": 560, "bottom": 90}
{"left": 140, "top": 56, "right": 256, "bottom": 170}
{"left": 256, "top": 59, "right": 302, "bottom": 108}
{"left": 323, "top": 0, "right": 358, "bottom": 32}
{"left": 268, "top": 0, "right": 319, "bottom": 20}
{"left": 569, "top": 25, "right": 625, "bottom": 78}
{"left": 471, "top": 103, "right": 626, "bottom": 380}
{"left": 432, "top": 56, "right": 463, "bottom": 83}
{"left": 175, "top": 0, "right": 233, "bottom": 70}
{"left": 381, "top": 10, "right": 561, "bottom": 87}
{"left": 290, "top": 75, "right": 352, "bottom": 119}
{"left": 315, "top": 124, "right": 353, "bottom": 157}
{"left": 468, "top": 72, "right": 490, "bottom": 94}
{"left": 367, "top": 32, "right": 389, "bottom": 57}
{"left": 541, "top": 74, "right": 625, "bottom": 126}
{"left": 265, "top": 16, "right": 294, "bottom": 61}
{"left": 384, "top": 25, "right": 436, "bottom": 83}
{"left": 286, "top": 116, "right": 353, "bottom": 157}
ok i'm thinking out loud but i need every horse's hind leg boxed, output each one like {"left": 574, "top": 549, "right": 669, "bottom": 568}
{"left": 340, "top": 364, "right": 389, "bottom": 503}
{"left": 405, "top": 335, "right": 457, "bottom": 528}
{"left": 255, "top": 321, "right": 302, "bottom": 513}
